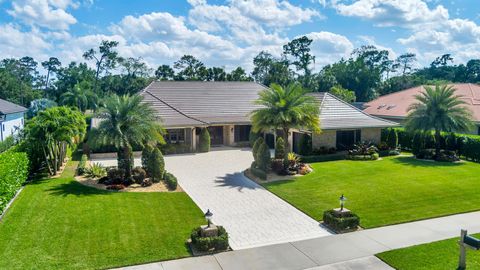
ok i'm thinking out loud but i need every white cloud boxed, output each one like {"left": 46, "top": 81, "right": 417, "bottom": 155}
{"left": 305, "top": 31, "right": 354, "bottom": 68}
{"left": 8, "top": 0, "right": 77, "bottom": 30}
{"left": 0, "top": 24, "right": 52, "bottom": 59}
{"left": 332, "top": 0, "right": 449, "bottom": 28}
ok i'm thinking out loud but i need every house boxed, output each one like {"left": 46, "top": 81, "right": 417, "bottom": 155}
{"left": 363, "top": 83, "right": 480, "bottom": 134}
{"left": 140, "top": 81, "right": 397, "bottom": 152}
{"left": 0, "top": 98, "right": 27, "bottom": 142}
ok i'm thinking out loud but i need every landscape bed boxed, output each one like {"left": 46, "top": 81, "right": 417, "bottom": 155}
{"left": 264, "top": 155, "right": 480, "bottom": 228}
{"left": 0, "top": 156, "right": 205, "bottom": 270}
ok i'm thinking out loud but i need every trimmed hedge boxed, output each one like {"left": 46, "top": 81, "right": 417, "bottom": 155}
{"left": 199, "top": 128, "right": 211, "bottom": 153}
{"left": 387, "top": 128, "right": 480, "bottom": 162}
{"left": 346, "top": 153, "right": 379, "bottom": 160}
{"left": 323, "top": 210, "right": 360, "bottom": 232}
{"left": 190, "top": 226, "right": 229, "bottom": 252}
{"left": 300, "top": 153, "right": 346, "bottom": 163}
{"left": 163, "top": 172, "right": 178, "bottom": 190}
{"left": 250, "top": 166, "right": 267, "bottom": 180}
{"left": 0, "top": 150, "right": 29, "bottom": 215}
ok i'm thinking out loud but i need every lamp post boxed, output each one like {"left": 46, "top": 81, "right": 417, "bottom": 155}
{"left": 339, "top": 194, "right": 346, "bottom": 211}
{"left": 204, "top": 209, "right": 213, "bottom": 228}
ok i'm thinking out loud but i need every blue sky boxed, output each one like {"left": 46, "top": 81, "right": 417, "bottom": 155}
{"left": 1, "top": 0, "right": 480, "bottom": 72}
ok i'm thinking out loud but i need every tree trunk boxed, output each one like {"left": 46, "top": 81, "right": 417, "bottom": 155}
{"left": 283, "top": 127, "right": 290, "bottom": 170}
{"left": 435, "top": 129, "right": 441, "bottom": 159}
{"left": 45, "top": 70, "right": 50, "bottom": 91}
{"left": 42, "top": 146, "right": 54, "bottom": 176}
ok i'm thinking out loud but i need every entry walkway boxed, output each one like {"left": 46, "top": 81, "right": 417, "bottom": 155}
{"left": 115, "top": 211, "right": 480, "bottom": 270}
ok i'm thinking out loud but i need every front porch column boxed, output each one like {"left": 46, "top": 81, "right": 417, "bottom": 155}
{"left": 223, "top": 125, "right": 235, "bottom": 146}
{"left": 191, "top": 128, "right": 197, "bottom": 151}
{"left": 288, "top": 130, "right": 293, "bottom": 152}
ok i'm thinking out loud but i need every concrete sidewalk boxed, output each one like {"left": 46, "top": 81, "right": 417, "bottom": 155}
{"left": 115, "top": 211, "right": 480, "bottom": 270}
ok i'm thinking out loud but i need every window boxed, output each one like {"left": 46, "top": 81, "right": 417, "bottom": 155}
{"left": 234, "top": 125, "right": 251, "bottom": 142}
{"left": 336, "top": 129, "right": 361, "bottom": 150}
{"left": 165, "top": 129, "right": 185, "bottom": 143}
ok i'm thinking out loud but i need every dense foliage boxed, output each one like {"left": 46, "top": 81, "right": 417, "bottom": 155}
{"left": 405, "top": 84, "right": 473, "bottom": 158}
{"left": 90, "top": 94, "right": 164, "bottom": 179}
{"left": 0, "top": 136, "right": 15, "bottom": 153}
{"left": 24, "top": 106, "right": 86, "bottom": 175}
{"left": 0, "top": 150, "right": 29, "bottom": 214}
{"left": 251, "top": 83, "right": 320, "bottom": 168}
{"left": 190, "top": 226, "right": 229, "bottom": 252}
{"left": 274, "top": 137, "right": 285, "bottom": 159}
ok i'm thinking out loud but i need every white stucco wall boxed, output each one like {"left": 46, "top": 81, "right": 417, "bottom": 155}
{"left": 1, "top": 117, "right": 24, "bottom": 141}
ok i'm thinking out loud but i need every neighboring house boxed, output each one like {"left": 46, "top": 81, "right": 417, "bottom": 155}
{"left": 0, "top": 98, "right": 27, "bottom": 142}
{"left": 140, "top": 81, "right": 397, "bottom": 152}
{"left": 364, "top": 83, "right": 480, "bottom": 134}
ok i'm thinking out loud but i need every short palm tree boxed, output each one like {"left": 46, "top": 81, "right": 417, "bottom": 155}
{"left": 91, "top": 94, "right": 164, "bottom": 178}
{"left": 250, "top": 83, "right": 320, "bottom": 168}
{"left": 405, "top": 84, "right": 473, "bottom": 158}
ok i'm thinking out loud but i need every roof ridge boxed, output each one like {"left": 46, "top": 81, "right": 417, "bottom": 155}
{"left": 144, "top": 90, "right": 209, "bottom": 125}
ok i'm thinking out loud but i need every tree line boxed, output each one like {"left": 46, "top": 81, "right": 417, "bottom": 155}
{"left": 1, "top": 37, "right": 480, "bottom": 111}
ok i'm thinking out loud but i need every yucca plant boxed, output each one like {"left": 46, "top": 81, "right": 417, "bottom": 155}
{"left": 84, "top": 163, "right": 107, "bottom": 179}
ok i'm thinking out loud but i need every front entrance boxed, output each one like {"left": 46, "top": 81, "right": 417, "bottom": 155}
{"left": 208, "top": 126, "right": 224, "bottom": 145}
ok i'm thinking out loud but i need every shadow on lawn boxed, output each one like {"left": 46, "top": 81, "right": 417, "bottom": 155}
{"left": 47, "top": 181, "right": 112, "bottom": 197}
{"left": 215, "top": 172, "right": 259, "bottom": 191}
{"left": 391, "top": 156, "right": 465, "bottom": 167}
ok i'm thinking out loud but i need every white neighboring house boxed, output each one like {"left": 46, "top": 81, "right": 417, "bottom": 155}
{"left": 0, "top": 98, "right": 27, "bottom": 142}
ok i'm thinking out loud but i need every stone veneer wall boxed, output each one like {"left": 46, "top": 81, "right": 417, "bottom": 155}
{"left": 312, "top": 130, "right": 337, "bottom": 149}
{"left": 361, "top": 128, "right": 382, "bottom": 144}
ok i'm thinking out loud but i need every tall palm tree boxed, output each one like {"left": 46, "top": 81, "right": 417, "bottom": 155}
{"left": 91, "top": 94, "right": 164, "bottom": 178}
{"left": 405, "top": 84, "right": 473, "bottom": 158}
{"left": 250, "top": 83, "right": 320, "bottom": 168}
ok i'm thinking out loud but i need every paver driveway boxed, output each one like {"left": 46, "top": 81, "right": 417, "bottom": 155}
{"left": 163, "top": 147, "right": 331, "bottom": 249}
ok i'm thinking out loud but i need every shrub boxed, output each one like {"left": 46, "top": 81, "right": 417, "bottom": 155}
{"left": 445, "top": 133, "right": 458, "bottom": 151}
{"left": 141, "top": 144, "right": 154, "bottom": 172}
{"left": 387, "top": 128, "right": 398, "bottom": 149}
{"left": 323, "top": 210, "right": 360, "bottom": 232}
{"left": 348, "top": 142, "right": 378, "bottom": 156}
{"left": 76, "top": 154, "right": 88, "bottom": 175}
{"left": 411, "top": 132, "right": 424, "bottom": 155}
{"left": 250, "top": 167, "right": 267, "bottom": 180}
{"left": 199, "top": 128, "right": 211, "bottom": 153}
{"left": 190, "top": 226, "right": 229, "bottom": 252}
{"left": 252, "top": 137, "right": 265, "bottom": 162}
{"left": 132, "top": 166, "right": 147, "bottom": 184}
{"left": 300, "top": 153, "right": 345, "bottom": 163}
{"left": 312, "top": 146, "right": 336, "bottom": 155}
{"left": 150, "top": 148, "right": 165, "bottom": 183}
{"left": 141, "top": 178, "right": 153, "bottom": 187}
{"left": 163, "top": 171, "right": 178, "bottom": 190}
{"left": 347, "top": 154, "right": 379, "bottom": 161}
{"left": 0, "top": 136, "right": 15, "bottom": 153}
{"left": 416, "top": 149, "right": 435, "bottom": 160}
{"left": 288, "top": 152, "right": 300, "bottom": 168}
{"left": 271, "top": 159, "right": 284, "bottom": 174}
{"left": 275, "top": 137, "right": 285, "bottom": 159}
{"left": 299, "top": 134, "right": 312, "bottom": 156}
{"left": 0, "top": 150, "right": 29, "bottom": 215}
{"left": 161, "top": 143, "right": 192, "bottom": 155}
{"left": 84, "top": 163, "right": 107, "bottom": 179}
{"left": 107, "top": 168, "right": 125, "bottom": 184}
{"left": 256, "top": 142, "right": 271, "bottom": 171}
{"left": 249, "top": 130, "right": 260, "bottom": 147}
{"left": 424, "top": 132, "right": 436, "bottom": 149}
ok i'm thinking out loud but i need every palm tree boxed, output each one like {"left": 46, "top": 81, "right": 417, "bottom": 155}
{"left": 91, "top": 94, "right": 164, "bottom": 179}
{"left": 405, "top": 84, "right": 473, "bottom": 158}
{"left": 250, "top": 83, "right": 320, "bottom": 168}
{"left": 60, "top": 83, "right": 98, "bottom": 112}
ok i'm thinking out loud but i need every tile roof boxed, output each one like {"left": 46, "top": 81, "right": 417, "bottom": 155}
{"left": 310, "top": 93, "right": 398, "bottom": 130}
{"left": 364, "top": 83, "right": 480, "bottom": 122}
{"left": 141, "top": 81, "right": 397, "bottom": 129}
{"left": 0, "top": 98, "right": 27, "bottom": 115}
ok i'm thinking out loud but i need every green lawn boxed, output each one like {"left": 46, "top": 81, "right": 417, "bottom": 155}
{"left": 264, "top": 155, "right": 480, "bottom": 228}
{"left": 378, "top": 234, "right": 480, "bottom": 269}
{"left": 0, "top": 158, "right": 204, "bottom": 270}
